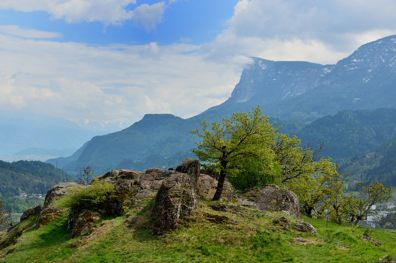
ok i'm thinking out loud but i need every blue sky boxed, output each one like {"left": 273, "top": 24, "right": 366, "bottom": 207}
{"left": 0, "top": 0, "right": 396, "bottom": 156}
{"left": 0, "top": 0, "right": 237, "bottom": 45}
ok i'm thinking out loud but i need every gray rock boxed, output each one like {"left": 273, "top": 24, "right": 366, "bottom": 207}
{"left": 42, "top": 182, "right": 82, "bottom": 209}
{"left": 151, "top": 173, "right": 197, "bottom": 235}
{"left": 293, "top": 222, "right": 317, "bottom": 234}
{"left": 37, "top": 182, "right": 82, "bottom": 226}
{"left": 244, "top": 185, "right": 300, "bottom": 217}
{"left": 196, "top": 174, "right": 234, "bottom": 201}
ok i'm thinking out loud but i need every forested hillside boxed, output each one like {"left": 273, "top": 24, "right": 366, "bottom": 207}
{"left": 0, "top": 161, "right": 69, "bottom": 212}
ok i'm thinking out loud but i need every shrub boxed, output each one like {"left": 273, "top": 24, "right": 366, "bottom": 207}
{"left": 55, "top": 181, "right": 115, "bottom": 210}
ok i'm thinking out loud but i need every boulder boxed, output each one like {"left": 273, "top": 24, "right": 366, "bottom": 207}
{"left": 68, "top": 208, "right": 101, "bottom": 237}
{"left": 97, "top": 169, "right": 143, "bottom": 206}
{"left": 197, "top": 174, "right": 234, "bottom": 201}
{"left": 244, "top": 185, "right": 300, "bottom": 217}
{"left": 140, "top": 169, "right": 171, "bottom": 190}
{"left": 20, "top": 205, "right": 41, "bottom": 222}
{"left": 37, "top": 207, "right": 63, "bottom": 227}
{"left": 151, "top": 173, "right": 197, "bottom": 235}
{"left": 293, "top": 222, "right": 317, "bottom": 234}
{"left": 38, "top": 182, "right": 82, "bottom": 226}
{"left": 42, "top": 182, "right": 82, "bottom": 209}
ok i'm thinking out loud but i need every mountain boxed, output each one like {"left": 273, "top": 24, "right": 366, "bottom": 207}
{"left": 297, "top": 108, "right": 396, "bottom": 161}
{"left": 342, "top": 138, "right": 396, "bottom": 187}
{"left": 0, "top": 160, "right": 69, "bottom": 212}
{"left": 50, "top": 35, "right": 396, "bottom": 175}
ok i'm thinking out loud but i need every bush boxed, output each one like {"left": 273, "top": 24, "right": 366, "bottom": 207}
{"left": 55, "top": 181, "right": 115, "bottom": 210}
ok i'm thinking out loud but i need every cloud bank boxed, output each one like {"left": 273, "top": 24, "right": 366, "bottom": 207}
{"left": 0, "top": 0, "right": 168, "bottom": 30}
{"left": 1, "top": 0, "right": 396, "bottom": 131}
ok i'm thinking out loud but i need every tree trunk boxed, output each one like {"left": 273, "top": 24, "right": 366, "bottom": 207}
{"left": 212, "top": 169, "right": 226, "bottom": 201}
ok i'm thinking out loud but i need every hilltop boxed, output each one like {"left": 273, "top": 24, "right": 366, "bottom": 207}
{"left": 1, "top": 168, "right": 395, "bottom": 263}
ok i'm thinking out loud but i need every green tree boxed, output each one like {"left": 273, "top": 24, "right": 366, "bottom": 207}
{"left": 193, "top": 107, "right": 277, "bottom": 200}
{"left": 348, "top": 182, "right": 392, "bottom": 225}
{"left": 274, "top": 134, "right": 315, "bottom": 183}
{"left": 80, "top": 166, "right": 94, "bottom": 186}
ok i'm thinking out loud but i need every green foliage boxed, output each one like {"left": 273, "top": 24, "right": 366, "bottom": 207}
{"left": 0, "top": 160, "right": 69, "bottom": 212}
{"left": 228, "top": 158, "right": 280, "bottom": 191}
{"left": 274, "top": 134, "right": 315, "bottom": 184}
{"left": 55, "top": 181, "right": 115, "bottom": 210}
{"left": 193, "top": 107, "right": 278, "bottom": 198}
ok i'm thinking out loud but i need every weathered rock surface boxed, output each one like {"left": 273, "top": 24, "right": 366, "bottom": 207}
{"left": 244, "top": 185, "right": 300, "bottom": 217}
{"left": 42, "top": 182, "right": 82, "bottom": 209}
{"left": 197, "top": 174, "right": 233, "bottom": 201}
{"left": 20, "top": 205, "right": 41, "bottom": 222}
{"left": 68, "top": 209, "right": 101, "bottom": 237}
{"left": 293, "top": 222, "right": 317, "bottom": 234}
{"left": 272, "top": 216, "right": 317, "bottom": 234}
{"left": 97, "top": 169, "right": 170, "bottom": 206}
{"left": 151, "top": 173, "right": 197, "bottom": 235}
{"left": 37, "top": 207, "right": 63, "bottom": 227}
{"left": 37, "top": 182, "right": 82, "bottom": 226}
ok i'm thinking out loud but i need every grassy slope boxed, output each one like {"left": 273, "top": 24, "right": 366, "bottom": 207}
{"left": 1, "top": 201, "right": 396, "bottom": 263}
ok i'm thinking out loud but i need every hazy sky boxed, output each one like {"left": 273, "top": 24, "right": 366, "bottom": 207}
{"left": 1, "top": 0, "right": 396, "bottom": 129}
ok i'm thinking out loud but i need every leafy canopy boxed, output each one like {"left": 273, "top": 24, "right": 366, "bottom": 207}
{"left": 193, "top": 107, "right": 278, "bottom": 198}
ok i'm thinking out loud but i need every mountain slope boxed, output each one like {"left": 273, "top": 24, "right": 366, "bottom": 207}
{"left": 342, "top": 138, "right": 396, "bottom": 187}
{"left": 51, "top": 35, "right": 396, "bottom": 174}
{"left": 0, "top": 161, "right": 69, "bottom": 212}
{"left": 297, "top": 108, "right": 396, "bottom": 161}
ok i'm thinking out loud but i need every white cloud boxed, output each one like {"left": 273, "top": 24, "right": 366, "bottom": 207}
{"left": 0, "top": 0, "right": 168, "bottom": 30}
{"left": 0, "top": 25, "right": 61, "bottom": 39}
{"left": 130, "top": 2, "right": 166, "bottom": 31}
{"left": 208, "top": 0, "right": 396, "bottom": 64}
{"left": 0, "top": 32, "right": 240, "bottom": 128}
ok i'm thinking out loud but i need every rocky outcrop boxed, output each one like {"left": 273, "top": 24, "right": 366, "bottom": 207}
{"left": 244, "top": 185, "right": 300, "bottom": 217}
{"left": 68, "top": 209, "right": 101, "bottom": 237}
{"left": 20, "top": 205, "right": 41, "bottom": 222}
{"left": 37, "top": 182, "right": 82, "bottom": 226}
{"left": 42, "top": 182, "right": 82, "bottom": 209}
{"left": 97, "top": 169, "right": 170, "bottom": 206}
{"left": 151, "top": 173, "right": 197, "bottom": 235}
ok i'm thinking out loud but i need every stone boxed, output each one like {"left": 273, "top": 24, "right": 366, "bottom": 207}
{"left": 196, "top": 174, "right": 234, "bottom": 201}
{"left": 42, "top": 182, "right": 82, "bottom": 209}
{"left": 151, "top": 173, "right": 197, "bottom": 235}
{"left": 37, "top": 207, "right": 63, "bottom": 227}
{"left": 244, "top": 185, "right": 300, "bottom": 217}
{"left": 68, "top": 208, "right": 101, "bottom": 237}
{"left": 97, "top": 169, "right": 143, "bottom": 207}
{"left": 140, "top": 169, "right": 170, "bottom": 190}
{"left": 37, "top": 182, "right": 82, "bottom": 226}
{"left": 20, "top": 205, "right": 41, "bottom": 222}
{"left": 293, "top": 222, "right": 317, "bottom": 234}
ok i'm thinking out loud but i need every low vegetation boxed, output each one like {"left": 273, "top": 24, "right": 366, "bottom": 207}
{"left": 1, "top": 199, "right": 396, "bottom": 262}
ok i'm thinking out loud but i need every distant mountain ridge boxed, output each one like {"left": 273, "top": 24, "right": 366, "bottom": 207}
{"left": 49, "top": 35, "right": 396, "bottom": 175}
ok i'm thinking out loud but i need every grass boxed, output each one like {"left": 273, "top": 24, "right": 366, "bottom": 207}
{"left": 1, "top": 200, "right": 396, "bottom": 263}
